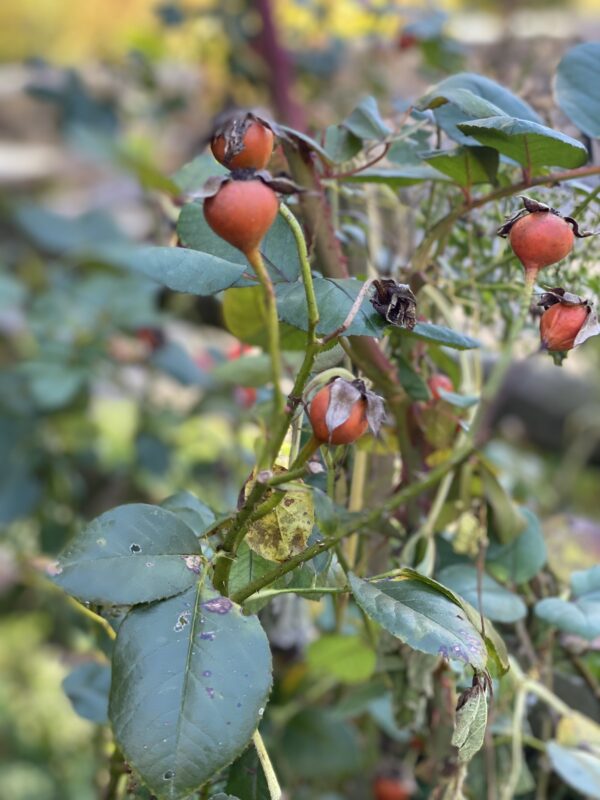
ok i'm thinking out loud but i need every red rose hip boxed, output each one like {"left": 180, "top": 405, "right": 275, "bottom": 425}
{"left": 540, "top": 302, "right": 589, "bottom": 352}
{"left": 211, "top": 119, "right": 274, "bottom": 171}
{"left": 508, "top": 212, "right": 574, "bottom": 275}
{"left": 204, "top": 179, "right": 278, "bottom": 256}
{"left": 309, "top": 384, "right": 369, "bottom": 445}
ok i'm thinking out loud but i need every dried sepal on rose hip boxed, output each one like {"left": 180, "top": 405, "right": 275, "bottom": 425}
{"left": 210, "top": 110, "right": 275, "bottom": 171}
{"left": 308, "top": 377, "right": 386, "bottom": 445}
{"left": 497, "top": 195, "right": 596, "bottom": 278}
{"left": 370, "top": 279, "right": 417, "bottom": 329}
{"left": 538, "top": 287, "right": 600, "bottom": 355}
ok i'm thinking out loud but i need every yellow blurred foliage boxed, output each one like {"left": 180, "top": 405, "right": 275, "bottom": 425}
{"left": 0, "top": 0, "right": 596, "bottom": 64}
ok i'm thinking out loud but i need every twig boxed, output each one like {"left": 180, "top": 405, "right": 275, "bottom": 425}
{"left": 253, "top": 730, "right": 282, "bottom": 800}
{"left": 68, "top": 597, "right": 116, "bottom": 641}
{"left": 325, "top": 142, "right": 391, "bottom": 180}
{"left": 320, "top": 278, "right": 375, "bottom": 344}
{"left": 246, "top": 247, "right": 284, "bottom": 431}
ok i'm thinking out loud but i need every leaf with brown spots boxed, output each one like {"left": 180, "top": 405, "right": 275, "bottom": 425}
{"left": 245, "top": 468, "right": 315, "bottom": 562}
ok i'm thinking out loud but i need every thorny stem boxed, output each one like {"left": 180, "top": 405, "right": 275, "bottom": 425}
{"left": 246, "top": 247, "right": 284, "bottom": 438}
{"left": 253, "top": 730, "right": 282, "bottom": 800}
{"left": 232, "top": 445, "right": 472, "bottom": 604}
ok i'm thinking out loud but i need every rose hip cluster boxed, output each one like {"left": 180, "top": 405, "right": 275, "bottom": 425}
{"left": 202, "top": 112, "right": 280, "bottom": 259}
{"left": 498, "top": 196, "right": 599, "bottom": 358}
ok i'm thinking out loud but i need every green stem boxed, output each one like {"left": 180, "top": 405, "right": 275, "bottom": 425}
{"left": 247, "top": 247, "right": 284, "bottom": 438}
{"left": 68, "top": 597, "right": 116, "bottom": 641}
{"left": 232, "top": 444, "right": 472, "bottom": 604}
{"left": 279, "top": 202, "right": 320, "bottom": 339}
{"left": 103, "top": 747, "right": 125, "bottom": 800}
{"left": 252, "top": 731, "right": 282, "bottom": 800}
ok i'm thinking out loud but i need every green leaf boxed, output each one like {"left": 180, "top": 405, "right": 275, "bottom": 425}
{"left": 14, "top": 204, "right": 127, "bottom": 254}
{"left": 323, "top": 124, "right": 363, "bottom": 162}
{"left": 280, "top": 709, "right": 363, "bottom": 780}
{"left": 53, "top": 504, "right": 202, "bottom": 605}
{"left": 344, "top": 165, "right": 448, "bottom": 186}
{"left": 428, "top": 73, "right": 541, "bottom": 145}
{"left": 94, "top": 244, "right": 247, "bottom": 296}
{"left": 348, "top": 573, "right": 488, "bottom": 671}
{"left": 343, "top": 96, "right": 392, "bottom": 140}
{"left": 486, "top": 508, "right": 546, "bottom": 583}
{"left": 571, "top": 565, "right": 600, "bottom": 599}
{"left": 436, "top": 565, "right": 526, "bottom": 623}
{"left": 396, "top": 353, "right": 431, "bottom": 401}
{"left": 481, "top": 464, "right": 526, "bottom": 545}
{"left": 437, "top": 388, "right": 480, "bottom": 408}
{"left": 110, "top": 584, "right": 272, "bottom": 800}
{"left": 452, "top": 684, "right": 488, "bottom": 763}
{"left": 457, "top": 117, "right": 588, "bottom": 171}
{"left": 172, "top": 152, "right": 228, "bottom": 193}
{"left": 0, "top": 274, "right": 26, "bottom": 310}
{"left": 407, "top": 322, "right": 481, "bottom": 350}
{"left": 278, "top": 125, "right": 334, "bottom": 162}
{"left": 276, "top": 277, "right": 385, "bottom": 338}
{"left": 62, "top": 662, "right": 110, "bottom": 724}
{"left": 21, "top": 361, "right": 86, "bottom": 410}
{"left": 546, "top": 742, "right": 600, "bottom": 800}
{"left": 161, "top": 491, "right": 216, "bottom": 537}
{"left": 418, "top": 86, "right": 505, "bottom": 118}
{"left": 535, "top": 597, "right": 600, "bottom": 640}
{"left": 222, "top": 286, "right": 307, "bottom": 351}
{"left": 423, "top": 146, "right": 499, "bottom": 187}
{"left": 226, "top": 746, "right": 269, "bottom": 800}
{"left": 229, "top": 543, "right": 286, "bottom": 613}
{"left": 307, "top": 634, "right": 376, "bottom": 684}
{"left": 555, "top": 43, "right": 600, "bottom": 139}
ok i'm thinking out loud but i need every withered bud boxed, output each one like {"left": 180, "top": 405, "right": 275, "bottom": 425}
{"left": 188, "top": 170, "right": 303, "bottom": 201}
{"left": 370, "top": 279, "right": 417, "bottom": 329}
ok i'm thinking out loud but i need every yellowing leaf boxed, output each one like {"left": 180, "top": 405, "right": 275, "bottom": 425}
{"left": 245, "top": 470, "right": 314, "bottom": 562}
{"left": 557, "top": 713, "right": 600, "bottom": 754}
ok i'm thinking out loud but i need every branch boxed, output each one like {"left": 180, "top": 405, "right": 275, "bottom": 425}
{"left": 231, "top": 444, "right": 472, "bottom": 604}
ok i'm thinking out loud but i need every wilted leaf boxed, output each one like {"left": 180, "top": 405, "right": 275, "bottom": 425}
{"left": 452, "top": 683, "right": 488, "bottom": 763}
{"left": 245, "top": 472, "right": 315, "bottom": 562}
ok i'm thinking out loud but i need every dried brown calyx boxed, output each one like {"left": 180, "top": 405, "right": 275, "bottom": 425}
{"left": 188, "top": 169, "right": 303, "bottom": 200}
{"left": 370, "top": 279, "right": 417, "bottom": 329}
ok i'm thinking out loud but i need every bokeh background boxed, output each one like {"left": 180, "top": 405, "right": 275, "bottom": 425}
{"left": 2, "top": 2, "right": 600, "bottom": 798}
